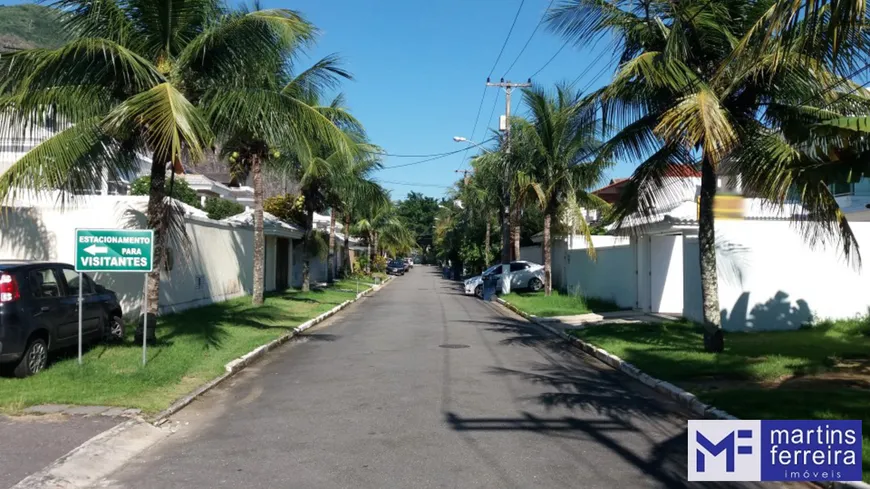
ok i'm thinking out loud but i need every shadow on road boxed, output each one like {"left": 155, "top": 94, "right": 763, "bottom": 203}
{"left": 444, "top": 304, "right": 777, "bottom": 489}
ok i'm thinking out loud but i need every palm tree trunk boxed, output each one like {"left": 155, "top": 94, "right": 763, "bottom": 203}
{"left": 511, "top": 204, "right": 521, "bottom": 260}
{"left": 372, "top": 232, "right": 379, "bottom": 272}
{"left": 145, "top": 151, "right": 168, "bottom": 316}
{"left": 343, "top": 214, "right": 351, "bottom": 276}
{"left": 484, "top": 219, "right": 491, "bottom": 267}
{"left": 302, "top": 208, "right": 314, "bottom": 292}
{"left": 543, "top": 212, "right": 552, "bottom": 296}
{"left": 328, "top": 212, "right": 336, "bottom": 283}
{"left": 252, "top": 153, "right": 265, "bottom": 305}
{"left": 365, "top": 237, "right": 371, "bottom": 275}
{"left": 699, "top": 155, "right": 723, "bottom": 352}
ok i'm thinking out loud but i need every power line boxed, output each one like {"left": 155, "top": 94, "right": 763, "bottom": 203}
{"left": 382, "top": 138, "right": 499, "bottom": 170}
{"left": 379, "top": 180, "right": 453, "bottom": 189}
{"left": 502, "top": 0, "right": 557, "bottom": 78}
{"left": 363, "top": 148, "right": 473, "bottom": 158}
{"left": 380, "top": 147, "right": 472, "bottom": 170}
{"left": 456, "top": 86, "right": 490, "bottom": 171}
{"left": 488, "top": 0, "right": 527, "bottom": 79}
{"left": 529, "top": 41, "right": 569, "bottom": 79}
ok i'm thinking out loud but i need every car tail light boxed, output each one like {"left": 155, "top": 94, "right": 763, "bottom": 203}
{"left": 0, "top": 273, "right": 20, "bottom": 303}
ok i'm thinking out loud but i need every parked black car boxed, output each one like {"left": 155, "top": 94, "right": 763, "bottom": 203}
{"left": 386, "top": 259, "right": 405, "bottom": 276}
{"left": 0, "top": 261, "right": 125, "bottom": 377}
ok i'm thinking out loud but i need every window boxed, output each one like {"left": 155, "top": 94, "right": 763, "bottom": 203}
{"left": 61, "top": 268, "right": 92, "bottom": 296}
{"left": 82, "top": 274, "right": 97, "bottom": 294}
{"left": 28, "top": 269, "right": 60, "bottom": 298}
{"left": 510, "top": 263, "right": 528, "bottom": 272}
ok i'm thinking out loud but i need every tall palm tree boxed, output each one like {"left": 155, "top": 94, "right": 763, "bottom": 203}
{"left": 208, "top": 53, "right": 354, "bottom": 303}
{"left": 0, "top": 0, "right": 312, "bottom": 315}
{"left": 516, "top": 86, "right": 610, "bottom": 295}
{"left": 548, "top": 0, "right": 869, "bottom": 350}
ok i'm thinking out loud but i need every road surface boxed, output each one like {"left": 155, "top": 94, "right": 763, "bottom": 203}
{"left": 100, "top": 266, "right": 787, "bottom": 489}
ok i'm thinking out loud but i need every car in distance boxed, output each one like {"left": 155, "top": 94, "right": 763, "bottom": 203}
{"left": 386, "top": 259, "right": 406, "bottom": 276}
{"left": 0, "top": 261, "right": 125, "bottom": 377}
{"left": 404, "top": 257, "right": 414, "bottom": 270}
{"left": 463, "top": 261, "right": 545, "bottom": 298}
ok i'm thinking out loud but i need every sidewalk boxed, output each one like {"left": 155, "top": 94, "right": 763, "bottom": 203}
{"left": 0, "top": 413, "right": 122, "bottom": 488}
{"left": 534, "top": 310, "right": 676, "bottom": 334}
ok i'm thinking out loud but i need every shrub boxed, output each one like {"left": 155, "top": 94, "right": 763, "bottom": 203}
{"left": 130, "top": 176, "right": 200, "bottom": 208}
{"left": 372, "top": 255, "right": 387, "bottom": 273}
{"left": 203, "top": 197, "right": 244, "bottom": 220}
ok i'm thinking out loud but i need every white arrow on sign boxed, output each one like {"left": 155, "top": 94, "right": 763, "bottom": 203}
{"left": 84, "top": 244, "right": 109, "bottom": 255}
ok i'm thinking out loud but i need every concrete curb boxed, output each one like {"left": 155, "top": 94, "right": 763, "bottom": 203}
{"left": 495, "top": 297, "right": 870, "bottom": 489}
{"left": 150, "top": 277, "right": 393, "bottom": 425}
{"left": 11, "top": 419, "right": 170, "bottom": 489}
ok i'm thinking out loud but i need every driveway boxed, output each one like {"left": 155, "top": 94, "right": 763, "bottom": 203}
{"left": 98, "top": 266, "right": 796, "bottom": 488}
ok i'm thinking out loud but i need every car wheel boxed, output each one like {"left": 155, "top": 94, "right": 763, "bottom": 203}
{"left": 13, "top": 337, "right": 48, "bottom": 378}
{"left": 474, "top": 285, "right": 483, "bottom": 299}
{"left": 104, "top": 315, "right": 125, "bottom": 343}
{"left": 529, "top": 277, "right": 543, "bottom": 292}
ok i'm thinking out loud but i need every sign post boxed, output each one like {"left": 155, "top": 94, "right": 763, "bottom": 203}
{"left": 75, "top": 229, "right": 154, "bottom": 366}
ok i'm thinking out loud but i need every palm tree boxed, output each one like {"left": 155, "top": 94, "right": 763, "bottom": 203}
{"left": 0, "top": 1, "right": 313, "bottom": 315}
{"left": 548, "top": 0, "right": 869, "bottom": 350}
{"left": 354, "top": 201, "right": 413, "bottom": 273}
{"left": 207, "top": 53, "right": 355, "bottom": 303}
{"left": 515, "top": 86, "right": 610, "bottom": 295}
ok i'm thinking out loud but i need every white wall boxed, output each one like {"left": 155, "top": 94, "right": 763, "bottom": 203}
{"left": 561, "top": 240, "right": 636, "bottom": 309}
{"left": 681, "top": 220, "right": 870, "bottom": 330}
{"left": 265, "top": 236, "right": 277, "bottom": 292}
{"left": 0, "top": 196, "right": 293, "bottom": 318}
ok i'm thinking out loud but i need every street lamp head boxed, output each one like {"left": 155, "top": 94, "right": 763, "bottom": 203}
{"left": 452, "top": 136, "right": 468, "bottom": 142}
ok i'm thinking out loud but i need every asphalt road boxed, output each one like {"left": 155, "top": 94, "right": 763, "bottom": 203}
{"left": 100, "top": 267, "right": 791, "bottom": 489}
{"left": 0, "top": 414, "right": 119, "bottom": 489}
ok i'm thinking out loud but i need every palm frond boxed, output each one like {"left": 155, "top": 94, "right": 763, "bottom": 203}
{"left": 283, "top": 54, "right": 353, "bottom": 101}
{"left": 104, "top": 82, "right": 213, "bottom": 163}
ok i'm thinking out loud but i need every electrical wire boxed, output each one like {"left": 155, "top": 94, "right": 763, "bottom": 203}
{"left": 502, "top": 0, "right": 557, "bottom": 78}
{"left": 378, "top": 180, "right": 453, "bottom": 189}
{"left": 381, "top": 138, "right": 499, "bottom": 170}
{"left": 456, "top": 86, "right": 490, "bottom": 171}
{"left": 529, "top": 41, "right": 569, "bottom": 79}
{"left": 488, "top": 0, "right": 527, "bottom": 79}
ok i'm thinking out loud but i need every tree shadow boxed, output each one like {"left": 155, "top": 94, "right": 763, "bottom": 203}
{"left": 721, "top": 291, "right": 812, "bottom": 332}
{"left": 0, "top": 206, "right": 53, "bottom": 260}
{"left": 445, "top": 317, "right": 775, "bottom": 488}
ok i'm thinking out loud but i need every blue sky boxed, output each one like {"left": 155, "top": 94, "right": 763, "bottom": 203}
{"left": 276, "top": 0, "right": 627, "bottom": 200}
{"left": 5, "top": 0, "right": 631, "bottom": 199}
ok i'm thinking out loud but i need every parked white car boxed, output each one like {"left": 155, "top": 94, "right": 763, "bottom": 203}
{"left": 463, "top": 261, "right": 544, "bottom": 298}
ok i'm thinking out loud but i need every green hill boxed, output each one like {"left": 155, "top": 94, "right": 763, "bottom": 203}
{"left": 0, "top": 3, "right": 66, "bottom": 52}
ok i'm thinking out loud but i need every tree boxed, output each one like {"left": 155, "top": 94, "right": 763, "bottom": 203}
{"left": 516, "top": 86, "right": 610, "bottom": 295}
{"left": 395, "top": 191, "right": 440, "bottom": 252}
{"left": 0, "top": 1, "right": 312, "bottom": 316}
{"left": 207, "top": 52, "right": 355, "bottom": 301}
{"left": 354, "top": 201, "right": 413, "bottom": 273}
{"left": 548, "top": 0, "right": 870, "bottom": 350}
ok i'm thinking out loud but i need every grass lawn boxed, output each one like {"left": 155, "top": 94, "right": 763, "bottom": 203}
{"left": 503, "top": 290, "right": 622, "bottom": 317}
{"left": 0, "top": 281, "right": 366, "bottom": 415}
{"left": 571, "top": 318, "right": 870, "bottom": 482}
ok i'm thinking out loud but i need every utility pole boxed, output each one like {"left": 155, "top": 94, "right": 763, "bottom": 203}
{"left": 486, "top": 78, "right": 531, "bottom": 294}
{"left": 455, "top": 169, "right": 472, "bottom": 185}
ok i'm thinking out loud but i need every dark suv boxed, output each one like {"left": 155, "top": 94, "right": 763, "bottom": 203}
{"left": 0, "top": 261, "right": 124, "bottom": 377}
